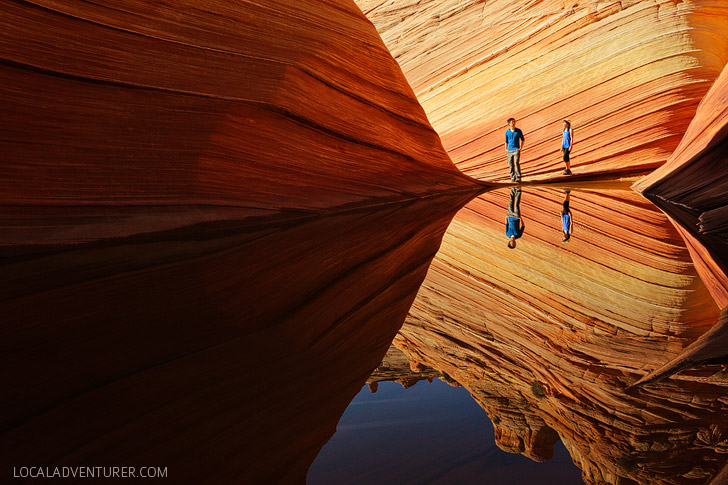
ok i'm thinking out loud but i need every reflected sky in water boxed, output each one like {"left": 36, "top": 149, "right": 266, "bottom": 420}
{"left": 309, "top": 380, "right": 583, "bottom": 484}
{"left": 308, "top": 184, "right": 727, "bottom": 484}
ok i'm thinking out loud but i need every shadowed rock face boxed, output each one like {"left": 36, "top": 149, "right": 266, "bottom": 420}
{"left": 354, "top": 0, "right": 728, "bottom": 182}
{"left": 629, "top": 63, "right": 728, "bottom": 386}
{"left": 395, "top": 186, "right": 727, "bottom": 484}
{"left": 0, "top": 192, "right": 475, "bottom": 483}
{"left": 0, "top": 0, "right": 485, "bottom": 481}
{"left": 634, "top": 63, "right": 728, "bottom": 308}
{"left": 0, "top": 0, "right": 476, "bottom": 218}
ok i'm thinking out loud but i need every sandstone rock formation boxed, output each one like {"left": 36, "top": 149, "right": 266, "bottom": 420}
{"left": 628, "top": 62, "right": 728, "bottom": 384}
{"left": 1, "top": 0, "right": 476, "bottom": 227}
{"left": 5, "top": 0, "right": 728, "bottom": 483}
{"left": 634, "top": 62, "right": 728, "bottom": 308}
{"left": 395, "top": 186, "right": 727, "bottom": 484}
{"left": 0, "top": 191, "right": 475, "bottom": 483}
{"left": 355, "top": 0, "right": 728, "bottom": 182}
{"left": 632, "top": 308, "right": 728, "bottom": 387}
{"left": 0, "top": 0, "right": 482, "bottom": 482}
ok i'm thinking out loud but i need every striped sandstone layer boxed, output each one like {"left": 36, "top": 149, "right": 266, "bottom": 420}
{"left": 395, "top": 186, "right": 726, "bottom": 484}
{"left": 1, "top": 0, "right": 476, "bottom": 245}
{"left": 355, "top": 0, "right": 728, "bottom": 182}
{"left": 634, "top": 62, "right": 728, "bottom": 308}
{"left": 630, "top": 64, "right": 728, "bottom": 386}
{"left": 0, "top": 0, "right": 481, "bottom": 482}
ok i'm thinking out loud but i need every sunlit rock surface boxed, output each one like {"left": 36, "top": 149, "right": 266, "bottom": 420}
{"left": 0, "top": 0, "right": 475, "bottom": 229}
{"left": 355, "top": 0, "right": 728, "bottom": 181}
{"left": 0, "top": 192, "right": 474, "bottom": 483}
{"left": 394, "top": 186, "right": 727, "bottom": 484}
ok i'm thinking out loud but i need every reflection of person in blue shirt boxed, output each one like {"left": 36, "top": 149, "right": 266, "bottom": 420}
{"left": 505, "top": 187, "right": 525, "bottom": 248}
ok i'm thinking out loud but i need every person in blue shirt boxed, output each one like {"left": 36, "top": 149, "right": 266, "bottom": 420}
{"left": 561, "top": 119, "right": 573, "bottom": 175}
{"left": 505, "top": 117, "right": 525, "bottom": 182}
{"left": 505, "top": 187, "right": 525, "bottom": 248}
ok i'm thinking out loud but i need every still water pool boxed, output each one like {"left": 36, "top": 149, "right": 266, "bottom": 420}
{"left": 309, "top": 378, "right": 583, "bottom": 484}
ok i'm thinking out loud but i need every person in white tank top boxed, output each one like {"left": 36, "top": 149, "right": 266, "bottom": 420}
{"left": 561, "top": 119, "right": 573, "bottom": 175}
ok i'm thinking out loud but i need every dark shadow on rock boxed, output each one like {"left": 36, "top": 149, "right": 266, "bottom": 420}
{"left": 0, "top": 190, "right": 479, "bottom": 483}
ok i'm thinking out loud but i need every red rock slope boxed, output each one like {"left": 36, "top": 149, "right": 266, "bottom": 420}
{"left": 355, "top": 0, "right": 728, "bottom": 182}
{"left": 0, "top": 0, "right": 481, "bottom": 482}
{"left": 0, "top": 0, "right": 476, "bottom": 226}
{"left": 396, "top": 186, "right": 726, "bottom": 484}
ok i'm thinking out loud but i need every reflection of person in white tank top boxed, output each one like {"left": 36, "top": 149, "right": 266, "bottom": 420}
{"left": 561, "top": 189, "right": 573, "bottom": 242}
{"left": 561, "top": 119, "right": 573, "bottom": 175}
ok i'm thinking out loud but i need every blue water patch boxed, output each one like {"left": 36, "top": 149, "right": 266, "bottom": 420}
{"left": 308, "top": 379, "right": 583, "bottom": 484}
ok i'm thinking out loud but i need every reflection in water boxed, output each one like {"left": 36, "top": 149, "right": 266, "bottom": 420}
{"left": 309, "top": 378, "right": 583, "bottom": 484}
{"left": 506, "top": 187, "right": 525, "bottom": 249}
{"left": 3, "top": 185, "right": 727, "bottom": 483}
{"left": 365, "top": 345, "right": 444, "bottom": 393}
{"left": 561, "top": 190, "right": 573, "bottom": 243}
{"left": 0, "top": 191, "right": 475, "bottom": 482}
{"left": 394, "top": 186, "right": 726, "bottom": 484}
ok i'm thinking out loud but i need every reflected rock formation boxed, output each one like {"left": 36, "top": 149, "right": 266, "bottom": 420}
{"left": 634, "top": 63, "right": 728, "bottom": 308}
{"left": 0, "top": 192, "right": 475, "bottom": 482}
{"left": 395, "top": 187, "right": 727, "bottom": 484}
{"left": 0, "top": 0, "right": 482, "bottom": 482}
{"left": 355, "top": 0, "right": 728, "bottom": 181}
{"left": 366, "top": 344, "right": 444, "bottom": 392}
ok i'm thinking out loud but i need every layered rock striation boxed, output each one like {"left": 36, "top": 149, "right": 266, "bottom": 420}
{"left": 1, "top": 0, "right": 476, "bottom": 243}
{"left": 355, "top": 0, "right": 728, "bottom": 181}
{"left": 629, "top": 62, "right": 728, "bottom": 385}
{"left": 634, "top": 62, "right": 728, "bottom": 309}
{"left": 396, "top": 186, "right": 726, "bottom": 484}
{"left": 0, "top": 0, "right": 482, "bottom": 482}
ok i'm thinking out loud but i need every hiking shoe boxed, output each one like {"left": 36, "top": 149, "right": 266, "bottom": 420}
{"left": 562, "top": 169, "right": 572, "bottom": 175}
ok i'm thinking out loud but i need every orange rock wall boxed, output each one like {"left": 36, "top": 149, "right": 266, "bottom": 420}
{"left": 635, "top": 62, "right": 728, "bottom": 308}
{"left": 1, "top": 0, "right": 475, "bottom": 219}
{"left": 355, "top": 0, "right": 728, "bottom": 182}
{"left": 0, "top": 1, "right": 482, "bottom": 481}
{"left": 395, "top": 186, "right": 725, "bottom": 484}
